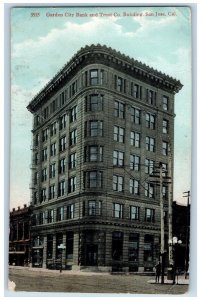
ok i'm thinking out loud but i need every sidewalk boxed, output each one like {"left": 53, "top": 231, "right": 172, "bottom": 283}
{"left": 148, "top": 276, "right": 189, "bottom": 285}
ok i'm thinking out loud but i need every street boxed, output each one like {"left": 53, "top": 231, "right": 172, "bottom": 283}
{"left": 8, "top": 267, "right": 189, "bottom": 294}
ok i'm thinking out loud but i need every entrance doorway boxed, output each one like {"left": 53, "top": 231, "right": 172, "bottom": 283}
{"left": 86, "top": 244, "right": 98, "bottom": 266}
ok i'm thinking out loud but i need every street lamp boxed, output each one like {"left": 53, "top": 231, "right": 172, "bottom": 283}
{"left": 57, "top": 243, "right": 66, "bottom": 273}
{"left": 168, "top": 237, "right": 182, "bottom": 284}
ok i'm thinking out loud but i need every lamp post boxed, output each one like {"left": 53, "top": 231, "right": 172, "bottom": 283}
{"left": 57, "top": 243, "right": 66, "bottom": 273}
{"left": 168, "top": 237, "right": 182, "bottom": 284}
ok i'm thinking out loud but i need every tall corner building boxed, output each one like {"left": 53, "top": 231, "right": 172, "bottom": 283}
{"left": 27, "top": 44, "right": 182, "bottom": 272}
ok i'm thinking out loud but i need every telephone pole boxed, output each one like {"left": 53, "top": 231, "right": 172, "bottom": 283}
{"left": 183, "top": 190, "right": 190, "bottom": 279}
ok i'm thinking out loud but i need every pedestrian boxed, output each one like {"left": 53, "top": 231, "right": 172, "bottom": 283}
{"left": 155, "top": 261, "right": 161, "bottom": 283}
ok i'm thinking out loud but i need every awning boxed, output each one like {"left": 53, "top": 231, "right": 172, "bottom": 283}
{"left": 9, "top": 251, "right": 25, "bottom": 254}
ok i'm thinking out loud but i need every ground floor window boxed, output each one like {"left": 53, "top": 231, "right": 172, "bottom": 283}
{"left": 56, "top": 233, "right": 63, "bottom": 259}
{"left": 112, "top": 231, "right": 123, "bottom": 261}
{"left": 47, "top": 234, "right": 53, "bottom": 259}
{"left": 144, "top": 235, "right": 154, "bottom": 262}
{"left": 66, "top": 232, "right": 74, "bottom": 260}
{"left": 128, "top": 233, "right": 139, "bottom": 262}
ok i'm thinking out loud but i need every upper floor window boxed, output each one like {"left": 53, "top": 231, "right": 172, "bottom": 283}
{"left": 70, "top": 129, "right": 77, "bottom": 146}
{"left": 84, "top": 171, "right": 103, "bottom": 189}
{"left": 90, "top": 69, "right": 98, "bottom": 85}
{"left": 131, "top": 131, "right": 140, "bottom": 148}
{"left": 89, "top": 121, "right": 103, "bottom": 137}
{"left": 114, "top": 101, "right": 125, "bottom": 118}
{"left": 57, "top": 206, "right": 64, "bottom": 221}
{"left": 41, "top": 188, "right": 46, "bottom": 202}
{"left": 146, "top": 113, "right": 155, "bottom": 129}
{"left": 59, "top": 91, "right": 65, "bottom": 106}
{"left": 87, "top": 94, "right": 103, "bottom": 112}
{"left": 113, "top": 203, "right": 123, "bottom": 218}
{"left": 129, "top": 179, "right": 139, "bottom": 195}
{"left": 58, "top": 181, "right": 65, "bottom": 197}
{"left": 50, "top": 143, "right": 56, "bottom": 156}
{"left": 114, "top": 126, "right": 124, "bottom": 143}
{"left": 131, "top": 83, "right": 141, "bottom": 99}
{"left": 47, "top": 209, "right": 54, "bottom": 223}
{"left": 147, "top": 89, "right": 156, "bottom": 105}
{"left": 70, "top": 106, "right": 77, "bottom": 122}
{"left": 59, "top": 114, "right": 67, "bottom": 130}
{"left": 69, "top": 152, "right": 77, "bottom": 169}
{"left": 130, "top": 155, "right": 140, "bottom": 171}
{"left": 50, "top": 99, "right": 57, "bottom": 114}
{"left": 162, "top": 163, "right": 168, "bottom": 177}
{"left": 39, "top": 212, "right": 45, "bottom": 225}
{"left": 50, "top": 121, "right": 57, "bottom": 136}
{"left": 59, "top": 136, "right": 66, "bottom": 152}
{"left": 68, "top": 177, "right": 76, "bottom": 193}
{"left": 162, "top": 96, "right": 169, "bottom": 111}
{"left": 34, "top": 152, "right": 39, "bottom": 165}
{"left": 87, "top": 200, "right": 102, "bottom": 216}
{"left": 43, "top": 107, "right": 49, "bottom": 119}
{"left": 131, "top": 107, "right": 140, "bottom": 124}
{"left": 42, "top": 128, "right": 48, "bottom": 142}
{"left": 163, "top": 119, "right": 168, "bottom": 134}
{"left": 42, "top": 148, "right": 48, "bottom": 161}
{"left": 113, "top": 150, "right": 124, "bottom": 167}
{"left": 59, "top": 158, "right": 65, "bottom": 174}
{"left": 117, "top": 76, "right": 123, "bottom": 92}
{"left": 162, "top": 141, "right": 168, "bottom": 156}
{"left": 163, "top": 185, "right": 168, "bottom": 200}
{"left": 145, "top": 159, "right": 155, "bottom": 174}
{"left": 130, "top": 206, "right": 140, "bottom": 220}
{"left": 49, "top": 184, "right": 55, "bottom": 200}
{"left": 113, "top": 175, "right": 124, "bottom": 192}
{"left": 145, "top": 208, "right": 155, "bottom": 222}
{"left": 145, "top": 183, "right": 155, "bottom": 198}
{"left": 49, "top": 163, "right": 56, "bottom": 178}
{"left": 85, "top": 145, "right": 103, "bottom": 162}
{"left": 34, "top": 134, "right": 39, "bottom": 147}
{"left": 146, "top": 136, "right": 155, "bottom": 152}
{"left": 71, "top": 80, "right": 77, "bottom": 96}
{"left": 67, "top": 204, "right": 74, "bottom": 219}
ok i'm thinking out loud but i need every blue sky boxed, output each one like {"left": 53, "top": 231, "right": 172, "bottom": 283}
{"left": 10, "top": 6, "right": 192, "bottom": 209}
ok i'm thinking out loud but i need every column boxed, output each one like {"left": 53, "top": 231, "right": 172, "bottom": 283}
{"left": 138, "top": 234, "right": 144, "bottom": 272}
{"left": 52, "top": 234, "right": 56, "bottom": 264}
{"left": 62, "top": 233, "right": 66, "bottom": 269}
{"left": 43, "top": 235, "right": 47, "bottom": 268}
{"left": 122, "top": 232, "right": 129, "bottom": 272}
{"left": 72, "top": 232, "right": 79, "bottom": 270}
{"left": 105, "top": 232, "right": 112, "bottom": 270}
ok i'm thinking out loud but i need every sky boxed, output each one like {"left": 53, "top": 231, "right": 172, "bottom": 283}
{"left": 10, "top": 5, "right": 192, "bottom": 209}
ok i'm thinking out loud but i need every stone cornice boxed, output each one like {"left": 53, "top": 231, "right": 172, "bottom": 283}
{"left": 27, "top": 44, "right": 183, "bottom": 113}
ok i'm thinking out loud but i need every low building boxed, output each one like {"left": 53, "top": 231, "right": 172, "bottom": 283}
{"left": 9, "top": 204, "right": 32, "bottom": 266}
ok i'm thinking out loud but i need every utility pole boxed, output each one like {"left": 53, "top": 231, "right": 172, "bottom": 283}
{"left": 183, "top": 191, "right": 190, "bottom": 279}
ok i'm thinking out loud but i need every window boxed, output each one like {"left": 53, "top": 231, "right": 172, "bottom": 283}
{"left": 113, "top": 150, "right": 124, "bottom": 167}
{"left": 144, "top": 235, "right": 154, "bottom": 262}
{"left": 87, "top": 94, "right": 103, "bottom": 111}
{"left": 33, "top": 191, "right": 38, "bottom": 204}
{"left": 69, "top": 153, "right": 77, "bottom": 169}
{"left": 57, "top": 207, "right": 64, "bottom": 221}
{"left": 42, "top": 128, "right": 48, "bottom": 142}
{"left": 117, "top": 76, "right": 123, "bottom": 92}
{"left": 43, "top": 107, "right": 49, "bottom": 119}
{"left": 162, "top": 141, "right": 168, "bottom": 156}
{"left": 34, "top": 152, "right": 39, "bottom": 165}
{"left": 50, "top": 99, "right": 57, "bottom": 113}
{"left": 89, "top": 121, "right": 103, "bottom": 137}
{"left": 50, "top": 143, "right": 56, "bottom": 156}
{"left": 85, "top": 146, "right": 103, "bottom": 162}
{"left": 88, "top": 200, "right": 96, "bottom": 216}
{"left": 47, "top": 235, "right": 53, "bottom": 259}
{"left": 70, "top": 129, "right": 77, "bottom": 145}
{"left": 129, "top": 179, "right": 139, "bottom": 195}
{"left": 145, "top": 183, "right": 155, "bottom": 198}
{"left": 114, "top": 126, "right": 124, "bottom": 143}
{"left": 145, "top": 159, "right": 155, "bottom": 174}
{"left": 35, "top": 134, "right": 39, "bottom": 146}
{"left": 112, "top": 231, "right": 123, "bottom": 260}
{"left": 145, "top": 209, "right": 155, "bottom": 222}
{"left": 129, "top": 233, "right": 139, "bottom": 262}
{"left": 100, "top": 70, "right": 104, "bottom": 85}
{"left": 59, "top": 114, "right": 67, "bottom": 130}
{"left": 68, "top": 177, "right": 76, "bottom": 193}
{"left": 41, "top": 168, "right": 47, "bottom": 182}
{"left": 67, "top": 204, "right": 74, "bottom": 219}
{"left": 146, "top": 113, "right": 155, "bottom": 129}
{"left": 70, "top": 106, "right": 77, "bottom": 122}
{"left": 47, "top": 209, "right": 54, "bottom": 223}
{"left": 163, "top": 185, "right": 168, "bottom": 200}
{"left": 113, "top": 175, "right": 124, "bottom": 192}
{"left": 71, "top": 81, "right": 77, "bottom": 95}
{"left": 163, "top": 96, "right": 168, "bottom": 111}
{"left": 59, "top": 158, "right": 65, "bottom": 174}
{"left": 134, "top": 84, "right": 140, "bottom": 98}
{"left": 131, "top": 107, "right": 140, "bottom": 124}
{"left": 146, "top": 137, "right": 155, "bottom": 152}
{"left": 90, "top": 69, "right": 98, "bottom": 85}
{"left": 34, "top": 115, "right": 40, "bottom": 127}
{"left": 66, "top": 232, "right": 74, "bottom": 259}
{"left": 41, "top": 188, "right": 46, "bottom": 202}
{"left": 50, "top": 121, "right": 57, "bottom": 136}
{"left": 59, "top": 136, "right": 66, "bottom": 152}
{"left": 162, "top": 163, "right": 168, "bottom": 177}
{"left": 131, "top": 131, "right": 140, "bottom": 148}
{"left": 49, "top": 185, "right": 55, "bottom": 200}
{"left": 56, "top": 233, "right": 63, "bottom": 259}
{"left": 147, "top": 89, "right": 155, "bottom": 105}
{"left": 49, "top": 163, "right": 56, "bottom": 178}
{"left": 130, "top": 155, "right": 140, "bottom": 171}
{"left": 39, "top": 212, "right": 45, "bottom": 225}
{"left": 84, "top": 171, "right": 103, "bottom": 189}
{"left": 113, "top": 203, "right": 123, "bottom": 218}
{"left": 163, "top": 119, "right": 168, "bottom": 134}
{"left": 34, "top": 172, "right": 38, "bottom": 185}
{"left": 59, "top": 91, "right": 65, "bottom": 106}
{"left": 58, "top": 181, "right": 65, "bottom": 197}
{"left": 114, "top": 101, "right": 125, "bottom": 118}
{"left": 130, "top": 206, "right": 140, "bottom": 220}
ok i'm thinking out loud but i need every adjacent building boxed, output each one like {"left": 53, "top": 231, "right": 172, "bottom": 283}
{"left": 9, "top": 204, "right": 31, "bottom": 266}
{"left": 27, "top": 44, "right": 182, "bottom": 271}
